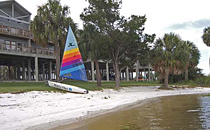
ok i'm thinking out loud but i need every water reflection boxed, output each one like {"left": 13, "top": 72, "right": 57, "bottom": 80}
{"left": 199, "top": 96, "right": 210, "bottom": 129}
{"left": 51, "top": 95, "right": 210, "bottom": 130}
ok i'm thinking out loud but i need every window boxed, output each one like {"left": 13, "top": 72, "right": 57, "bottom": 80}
{"left": 0, "top": 39, "right": 4, "bottom": 43}
{"left": 11, "top": 41, "right": 16, "bottom": 50}
{"left": 0, "top": 23, "right": 3, "bottom": 32}
{"left": 5, "top": 41, "right": 10, "bottom": 50}
{"left": 0, "top": 39, "right": 5, "bottom": 49}
{"left": 17, "top": 43, "right": 22, "bottom": 51}
{"left": 10, "top": 28, "right": 16, "bottom": 34}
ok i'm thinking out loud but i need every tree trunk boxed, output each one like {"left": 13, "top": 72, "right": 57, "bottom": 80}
{"left": 163, "top": 70, "right": 169, "bottom": 88}
{"left": 55, "top": 42, "right": 60, "bottom": 81}
{"left": 113, "top": 62, "right": 120, "bottom": 87}
{"left": 185, "top": 68, "right": 188, "bottom": 81}
{"left": 95, "top": 59, "right": 101, "bottom": 87}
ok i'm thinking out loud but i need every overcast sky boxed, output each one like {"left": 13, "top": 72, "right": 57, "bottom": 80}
{"left": 6, "top": 0, "right": 210, "bottom": 75}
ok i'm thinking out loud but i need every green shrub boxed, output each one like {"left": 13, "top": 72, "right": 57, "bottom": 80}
{"left": 196, "top": 76, "right": 210, "bottom": 87}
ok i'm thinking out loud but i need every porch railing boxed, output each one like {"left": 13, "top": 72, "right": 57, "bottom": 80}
{"left": 0, "top": 25, "right": 30, "bottom": 38}
{"left": 0, "top": 43, "right": 54, "bottom": 56}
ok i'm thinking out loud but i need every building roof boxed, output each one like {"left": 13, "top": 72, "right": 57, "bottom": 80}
{"left": 0, "top": 0, "right": 31, "bottom": 15}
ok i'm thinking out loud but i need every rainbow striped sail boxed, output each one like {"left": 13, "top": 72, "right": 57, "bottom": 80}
{"left": 60, "top": 26, "right": 87, "bottom": 81}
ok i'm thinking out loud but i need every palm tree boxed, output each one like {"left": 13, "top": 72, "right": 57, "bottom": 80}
{"left": 183, "top": 41, "right": 200, "bottom": 81}
{"left": 31, "top": 0, "right": 76, "bottom": 80}
{"left": 202, "top": 27, "right": 210, "bottom": 75}
{"left": 202, "top": 27, "right": 210, "bottom": 46}
{"left": 151, "top": 33, "right": 187, "bottom": 88}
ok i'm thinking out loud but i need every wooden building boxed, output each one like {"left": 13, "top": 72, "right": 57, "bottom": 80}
{"left": 0, "top": 0, "right": 56, "bottom": 81}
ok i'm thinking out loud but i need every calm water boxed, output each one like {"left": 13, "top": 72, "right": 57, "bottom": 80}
{"left": 51, "top": 95, "right": 210, "bottom": 130}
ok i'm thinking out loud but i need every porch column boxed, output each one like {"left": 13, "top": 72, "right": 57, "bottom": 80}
{"left": 132, "top": 71, "right": 133, "bottom": 79}
{"left": 106, "top": 63, "right": 109, "bottom": 81}
{"left": 8, "top": 65, "right": 11, "bottom": 79}
{"left": 32, "top": 67, "right": 34, "bottom": 80}
{"left": 12, "top": 3, "right": 14, "bottom": 17}
{"left": 14, "top": 66, "right": 17, "bottom": 80}
{"left": 28, "top": 59, "right": 31, "bottom": 81}
{"left": 42, "top": 63, "right": 45, "bottom": 80}
{"left": 91, "top": 61, "right": 95, "bottom": 81}
{"left": 28, "top": 36, "right": 31, "bottom": 47}
{"left": 35, "top": 57, "right": 39, "bottom": 82}
{"left": 86, "top": 69, "right": 90, "bottom": 80}
{"left": 126, "top": 66, "right": 129, "bottom": 81}
{"left": 22, "top": 61, "right": 25, "bottom": 80}
{"left": 144, "top": 68, "right": 146, "bottom": 80}
{"left": 135, "top": 60, "right": 139, "bottom": 81}
{"left": 148, "top": 64, "right": 151, "bottom": 81}
{"left": 122, "top": 71, "right": 124, "bottom": 80}
{"left": 17, "top": 63, "right": 20, "bottom": 80}
{"left": 49, "top": 61, "right": 52, "bottom": 80}
{"left": 28, "top": 14, "right": 31, "bottom": 47}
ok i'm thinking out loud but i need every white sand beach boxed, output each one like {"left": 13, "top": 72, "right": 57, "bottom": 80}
{"left": 0, "top": 86, "right": 210, "bottom": 130}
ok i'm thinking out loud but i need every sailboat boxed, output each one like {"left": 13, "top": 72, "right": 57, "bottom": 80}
{"left": 47, "top": 26, "right": 89, "bottom": 94}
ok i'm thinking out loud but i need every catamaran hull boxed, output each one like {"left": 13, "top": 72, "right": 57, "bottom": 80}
{"left": 47, "top": 81, "right": 88, "bottom": 94}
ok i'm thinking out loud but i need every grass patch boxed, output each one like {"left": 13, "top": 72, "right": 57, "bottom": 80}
{"left": 0, "top": 82, "right": 59, "bottom": 93}
{"left": 0, "top": 80, "right": 160, "bottom": 93}
{"left": 172, "top": 80, "right": 198, "bottom": 87}
{"left": 63, "top": 80, "right": 160, "bottom": 91}
{"left": 158, "top": 86, "right": 174, "bottom": 90}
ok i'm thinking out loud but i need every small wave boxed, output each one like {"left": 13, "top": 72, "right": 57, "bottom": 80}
{"left": 187, "top": 110, "right": 199, "bottom": 113}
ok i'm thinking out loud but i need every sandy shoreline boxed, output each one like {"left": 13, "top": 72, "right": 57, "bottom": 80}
{"left": 0, "top": 86, "right": 210, "bottom": 130}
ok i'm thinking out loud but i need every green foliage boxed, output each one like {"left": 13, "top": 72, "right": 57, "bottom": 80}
{"left": 78, "top": 24, "right": 110, "bottom": 87}
{"left": 186, "top": 41, "right": 200, "bottom": 68}
{"left": 78, "top": 24, "right": 109, "bottom": 61}
{"left": 182, "top": 40, "right": 200, "bottom": 81}
{"left": 31, "top": 0, "right": 77, "bottom": 80}
{"left": 196, "top": 76, "right": 210, "bottom": 87}
{"left": 81, "top": 0, "right": 155, "bottom": 87}
{"left": 202, "top": 27, "right": 210, "bottom": 46}
{"left": 169, "top": 67, "right": 203, "bottom": 83}
{"left": 150, "top": 33, "right": 200, "bottom": 88}
{"left": 175, "top": 80, "right": 197, "bottom": 87}
{"left": 151, "top": 33, "right": 184, "bottom": 76}
{"left": 80, "top": 0, "right": 122, "bottom": 31}
{"left": 31, "top": 0, "right": 74, "bottom": 48}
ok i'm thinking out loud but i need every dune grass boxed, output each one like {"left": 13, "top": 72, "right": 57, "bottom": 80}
{"left": 0, "top": 80, "right": 160, "bottom": 93}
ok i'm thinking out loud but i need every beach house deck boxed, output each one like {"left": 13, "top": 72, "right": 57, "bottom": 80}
{"left": 0, "top": 0, "right": 56, "bottom": 81}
